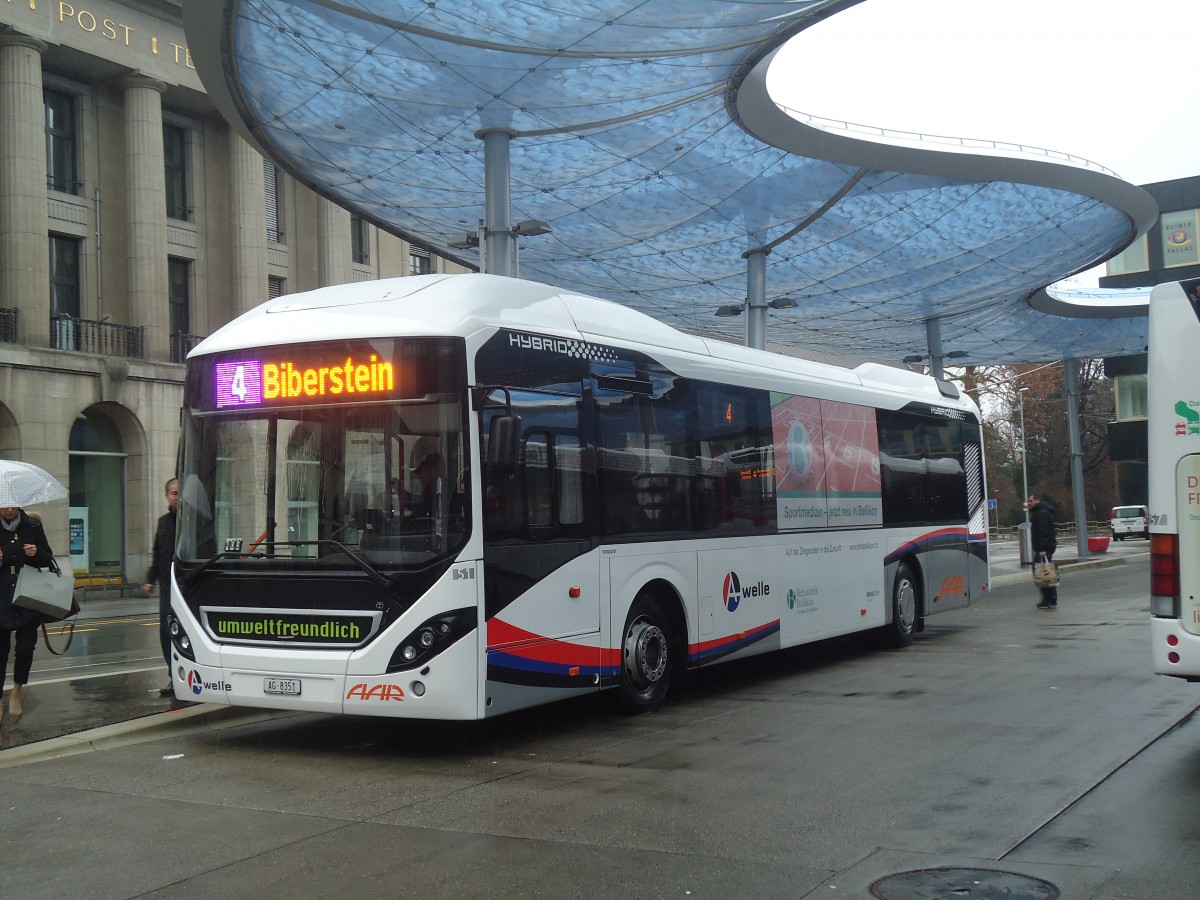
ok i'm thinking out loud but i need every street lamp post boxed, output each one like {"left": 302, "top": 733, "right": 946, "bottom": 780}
{"left": 1018, "top": 387, "right": 1030, "bottom": 522}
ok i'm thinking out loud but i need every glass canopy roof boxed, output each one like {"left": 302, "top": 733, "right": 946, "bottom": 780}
{"left": 184, "top": 0, "right": 1157, "bottom": 365}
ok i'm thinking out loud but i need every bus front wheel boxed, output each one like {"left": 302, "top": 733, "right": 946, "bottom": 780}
{"left": 618, "top": 596, "right": 672, "bottom": 714}
{"left": 885, "top": 563, "right": 918, "bottom": 648}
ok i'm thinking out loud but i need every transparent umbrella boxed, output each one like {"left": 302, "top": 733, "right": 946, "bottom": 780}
{"left": 0, "top": 460, "right": 68, "bottom": 507}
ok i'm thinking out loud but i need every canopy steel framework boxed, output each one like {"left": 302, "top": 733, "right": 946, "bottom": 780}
{"left": 184, "top": 0, "right": 1157, "bottom": 366}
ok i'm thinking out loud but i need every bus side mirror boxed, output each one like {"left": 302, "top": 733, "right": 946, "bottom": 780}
{"left": 487, "top": 415, "right": 521, "bottom": 475}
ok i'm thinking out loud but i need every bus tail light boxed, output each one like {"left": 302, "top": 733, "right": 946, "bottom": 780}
{"left": 1150, "top": 533, "right": 1180, "bottom": 618}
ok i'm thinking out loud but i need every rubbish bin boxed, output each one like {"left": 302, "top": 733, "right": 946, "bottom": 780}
{"left": 1017, "top": 521, "right": 1033, "bottom": 566}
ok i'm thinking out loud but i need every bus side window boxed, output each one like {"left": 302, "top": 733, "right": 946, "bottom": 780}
{"left": 692, "top": 387, "right": 774, "bottom": 533}
{"left": 878, "top": 410, "right": 928, "bottom": 525}
{"left": 925, "top": 420, "right": 966, "bottom": 522}
{"left": 484, "top": 470, "right": 522, "bottom": 535}
{"left": 596, "top": 390, "right": 648, "bottom": 536}
{"left": 555, "top": 436, "right": 584, "bottom": 525}
{"left": 524, "top": 432, "right": 554, "bottom": 527}
{"left": 482, "top": 394, "right": 585, "bottom": 541}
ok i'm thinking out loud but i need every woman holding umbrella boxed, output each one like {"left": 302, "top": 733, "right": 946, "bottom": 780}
{"left": 0, "top": 461, "right": 64, "bottom": 723}
{"left": 0, "top": 506, "right": 54, "bottom": 722}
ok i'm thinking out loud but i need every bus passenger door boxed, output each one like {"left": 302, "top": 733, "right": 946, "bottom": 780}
{"left": 922, "top": 418, "right": 971, "bottom": 613}
{"left": 481, "top": 391, "right": 601, "bottom": 708}
{"left": 921, "top": 530, "right": 970, "bottom": 613}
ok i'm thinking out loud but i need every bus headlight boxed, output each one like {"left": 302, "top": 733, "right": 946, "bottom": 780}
{"left": 388, "top": 607, "right": 475, "bottom": 672}
{"left": 170, "top": 617, "right": 196, "bottom": 661}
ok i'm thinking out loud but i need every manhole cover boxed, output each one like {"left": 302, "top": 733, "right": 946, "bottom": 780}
{"left": 870, "top": 867, "right": 1060, "bottom": 899}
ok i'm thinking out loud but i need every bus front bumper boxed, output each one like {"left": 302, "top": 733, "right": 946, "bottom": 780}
{"left": 169, "top": 631, "right": 481, "bottom": 719}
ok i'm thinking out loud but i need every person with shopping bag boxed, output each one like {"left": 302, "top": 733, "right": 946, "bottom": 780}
{"left": 0, "top": 505, "right": 55, "bottom": 723}
{"left": 1027, "top": 493, "right": 1059, "bottom": 610}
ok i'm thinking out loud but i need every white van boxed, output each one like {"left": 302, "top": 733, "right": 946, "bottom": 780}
{"left": 1110, "top": 505, "right": 1149, "bottom": 540}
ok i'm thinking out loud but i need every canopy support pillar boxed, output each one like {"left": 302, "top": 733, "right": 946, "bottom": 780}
{"left": 479, "top": 128, "right": 516, "bottom": 278}
{"left": 746, "top": 249, "right": 768, "bottom": 350}
{"left": 925, "top": 318, "right": 945, "bottom": 381}
{"left": 1064, "top": 357, "right": 1090, "bottom": 557}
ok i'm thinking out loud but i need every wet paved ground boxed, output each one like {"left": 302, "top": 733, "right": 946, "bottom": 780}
{"left": 0, "top": 537, "right": 1146, "bottom": 750}
{"left": 0, "top": 598, "right": 198, "bottom": 751}
{"left": 1, "top": 538, "right": 1183, "bottom": 899}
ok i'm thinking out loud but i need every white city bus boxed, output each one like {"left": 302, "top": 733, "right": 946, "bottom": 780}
{"left": 169, "top": 274, "right": 989, "bottom": 718}
{"left": 1149, "top": 278, "right": 1200, "bottom": 680}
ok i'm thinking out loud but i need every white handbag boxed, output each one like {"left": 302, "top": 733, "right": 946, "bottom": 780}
{"left": 12, "top": 558, "right": 76, "bottom": 619}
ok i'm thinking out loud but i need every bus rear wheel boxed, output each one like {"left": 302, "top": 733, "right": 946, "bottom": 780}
{"left": 618, "top": 596, "right": 673, "bottom": 714}
{"left": 885, "top": 563, "right": 918, "bottom": 648}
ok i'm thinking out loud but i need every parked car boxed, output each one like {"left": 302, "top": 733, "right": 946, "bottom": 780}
{"left": 1110, "top": 505, "right": 1149, "bottom": 540}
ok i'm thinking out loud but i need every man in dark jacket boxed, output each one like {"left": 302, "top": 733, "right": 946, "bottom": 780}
{"left": 1028, "top": 493, "right": 1058, "bottom": 609}
{"left": 143, "top": 478, "right": 180, "bottom": 694}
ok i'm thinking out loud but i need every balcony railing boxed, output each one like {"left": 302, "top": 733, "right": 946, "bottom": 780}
{"left": 171, "top": 331, "right": 207, "bottom": 363}
{"left": 47, "top": 175, "right": 83, "bottom": 195}
{"left": 0, "top": 307, "right": 18, "bottom": 343}
{"left": 52, "top": 315, "right": 145, "bottom": 358}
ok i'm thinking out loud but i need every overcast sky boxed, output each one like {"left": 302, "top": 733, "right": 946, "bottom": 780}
{"left": 767, "top": 0, "right": 1195, "bottom": 187}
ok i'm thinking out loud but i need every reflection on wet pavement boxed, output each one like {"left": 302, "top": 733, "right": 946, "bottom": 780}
{"left": 0, "top": 605, "right": 199, "bottom": 751}
{"left": 0, "top": 671, "right": 199, "bottom": 750}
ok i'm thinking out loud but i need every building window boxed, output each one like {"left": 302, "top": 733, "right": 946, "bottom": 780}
{"left": 164, "top": 124, "right": 190, "bottom": 221}
{"left": 265, "top": 159, "right": 284, "bottom": 243}
{"left": 409, "top": 250, "right": 432, "bottom": 276}
{"left": 1115, "top": 374, "right": 1148, "bottom": 421}
{"left": 268, "top": 275, "right": 286, "bottom": 299}
{"left": 45, "top": 88, "right": 80, "bottom": 195}
{"left": 169, "top": 257, "right": 191, "bottom": 362}
{"left": 1106, "top": 235, "right": 1149, "bottom": 276}
{"left": 50, "top": 234, "right": 81, "bottom": 349}
{"left": 69, "top": 408, "right": 127, "bottom": 577}
{"left": 351, "top": 216, "right": 370, "bottom": 265}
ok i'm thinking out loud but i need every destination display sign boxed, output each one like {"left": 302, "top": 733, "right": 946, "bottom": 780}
{"left": 215, "top": 351, "right": 396, "bottom": 409}
{"left": 188, "top": 338, "right": 467, "bottom": 412}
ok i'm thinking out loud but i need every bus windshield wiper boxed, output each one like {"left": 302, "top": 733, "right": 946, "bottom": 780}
{"left": 179, "top": 551, "right": 263, "bottom": 586}
{"left": 180, "top": 541, "right": 396, "bottom": 593}
{"left": 314, "top": 539, "right": 397, "bottom": 593}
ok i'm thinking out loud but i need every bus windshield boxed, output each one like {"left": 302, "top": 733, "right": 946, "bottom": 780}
{"left": 178, "top": 337, "right": 469, "bottom": 570}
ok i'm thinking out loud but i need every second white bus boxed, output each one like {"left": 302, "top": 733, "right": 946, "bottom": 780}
{"left": 1149, "top": 278, "right": 1200, "bottom": 680}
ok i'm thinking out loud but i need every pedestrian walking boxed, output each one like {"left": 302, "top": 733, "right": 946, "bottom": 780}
{"left": 0, "top": 506, "right": 55, "bottom": 723}
{"left": 1028, "top": 493, "right": 1058, "bottom": 609}
{"left": 144, "top": 477, "right": 180, "bottom": 695}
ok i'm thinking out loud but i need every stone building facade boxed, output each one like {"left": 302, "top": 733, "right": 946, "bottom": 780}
{"left": 0, "top": 1, "right": 463, "bottom": 587}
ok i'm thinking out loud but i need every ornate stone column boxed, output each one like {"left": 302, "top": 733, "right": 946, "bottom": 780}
{"left": 228, "top": 134, "right": 267, "bottom": 316}
{"left": 121, "top": 73, "right": 168, "bottom": 360}
{"left": 0, "top": 33, "right": 49, "bottom": 346}
{"left": 318, "top": 198, "right": 351, "bottom": 287}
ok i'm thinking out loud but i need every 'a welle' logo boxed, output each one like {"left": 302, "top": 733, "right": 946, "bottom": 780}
{"left": 722, "top": 572, "right": 769, "bottom": 612}
{"left": 188, "top": 670, "right": 231, "bottom": 695}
